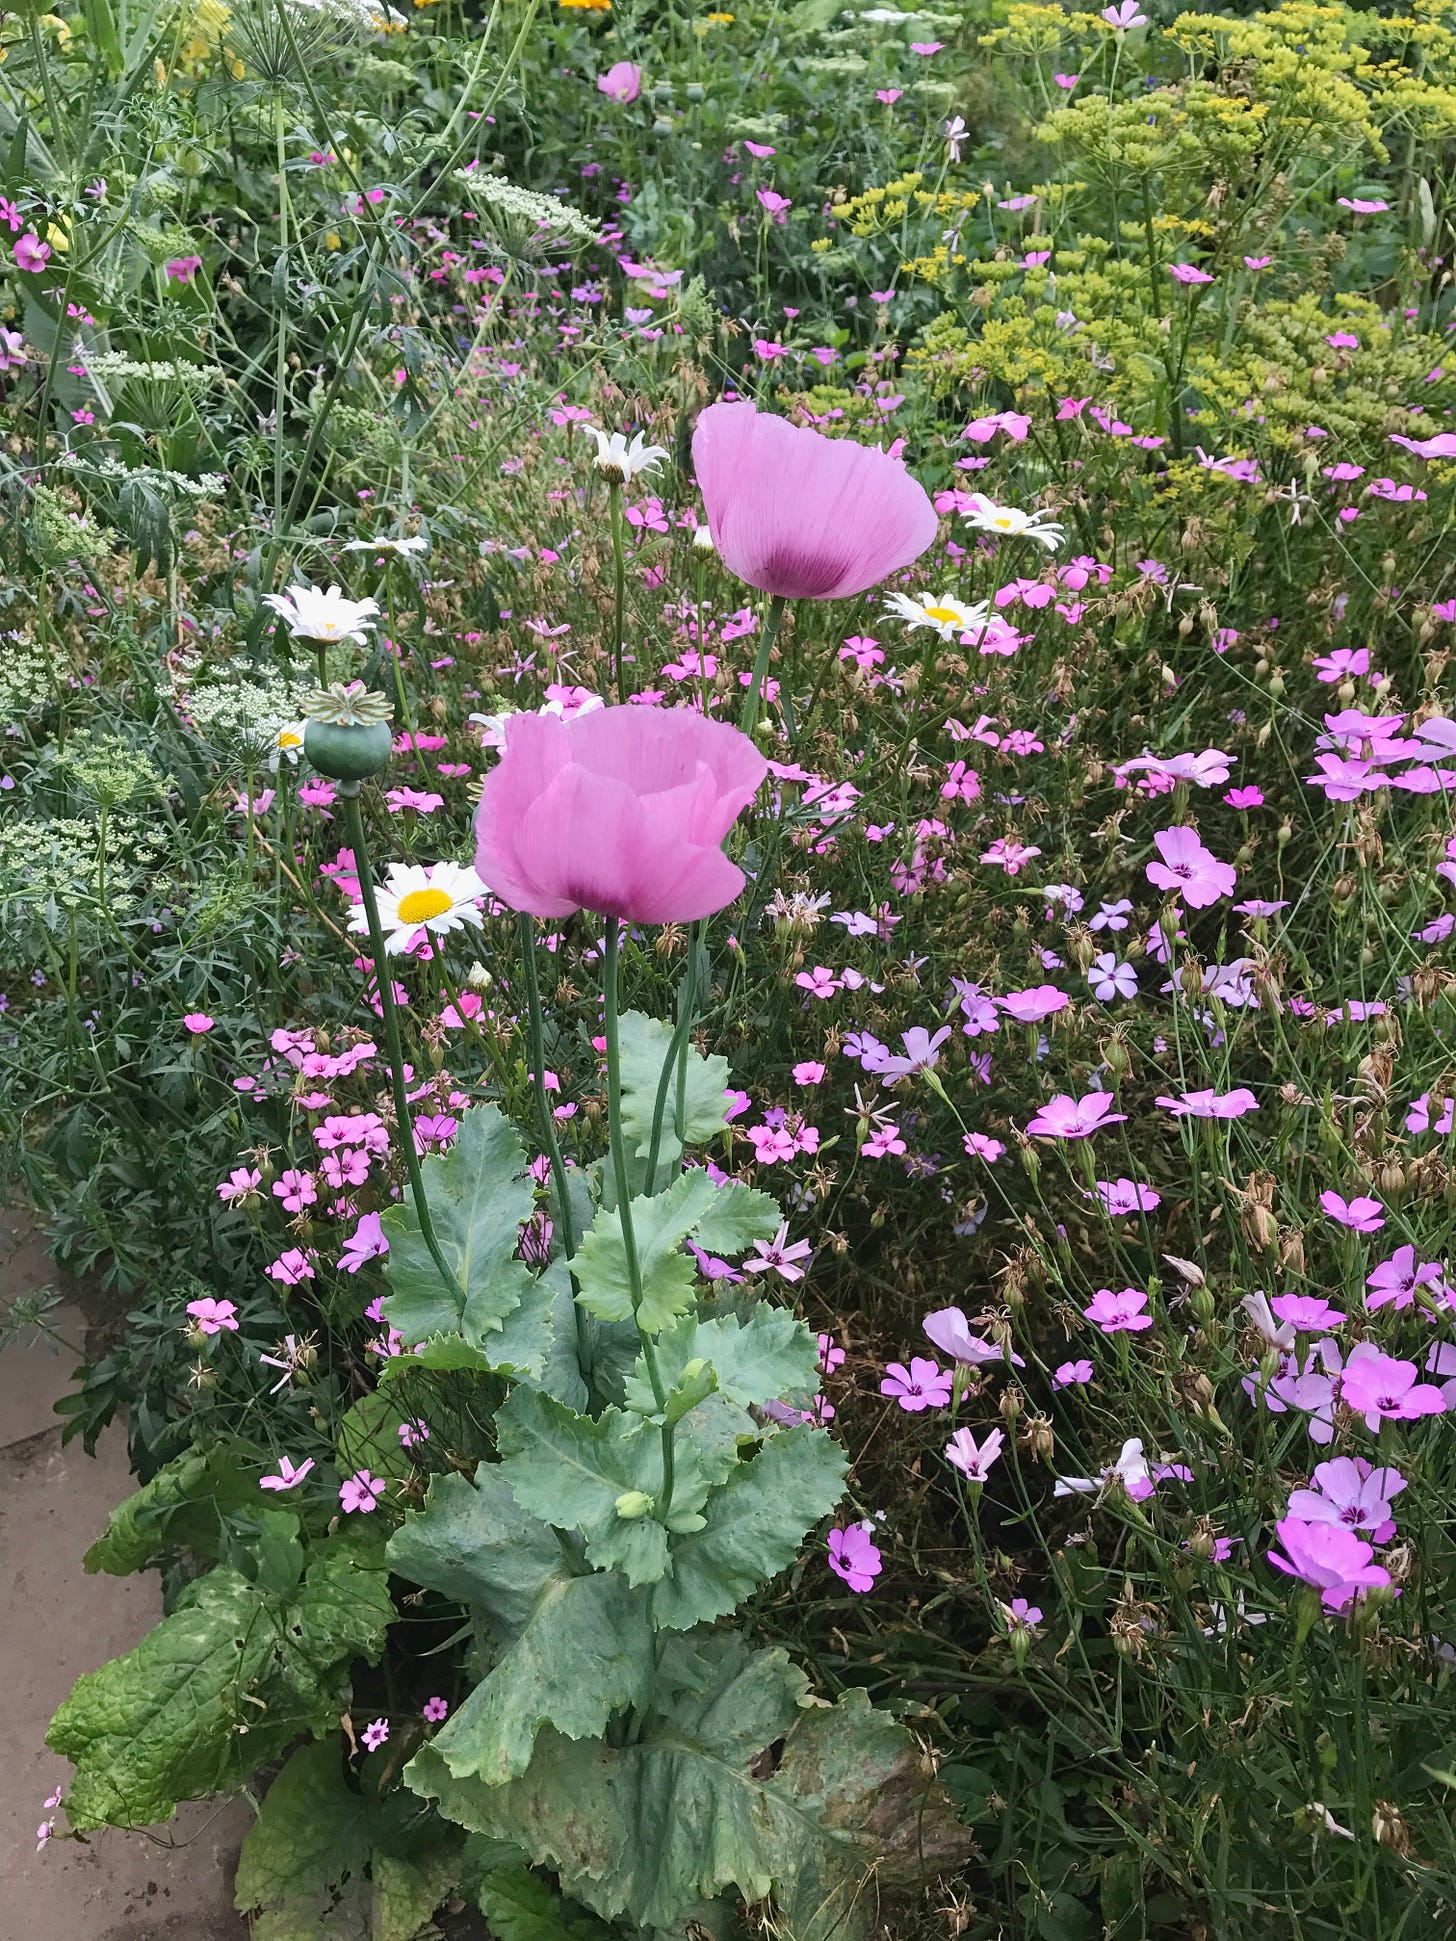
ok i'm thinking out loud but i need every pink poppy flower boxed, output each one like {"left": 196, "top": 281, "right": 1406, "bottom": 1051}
{"left": 472, "top": 706, "right": 765, "bottom": 923}
{"left": 690, "top": 401, "right": 936, "bottom": 601}
{"left": 596, "top": 60, "right": 642, "bottom": 103}
{"left": 1145, "top": 826, "right": 1237, "bottom": 907}
{"left": 828, "top": 1524, "right": 882, "bottom": 1591}
{"left": 1267, "top": 1517, "right": 1392, "bottom": 1611}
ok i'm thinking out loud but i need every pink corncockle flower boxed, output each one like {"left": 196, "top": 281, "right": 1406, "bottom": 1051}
{"left": 164, "top": 254, "right": 203, "bottom": 284}
{"left": 910, "top": 39, "right": 943, "bottom": 53}
{"left": 946, "top": 1427, "right": 1004, "bottom": 1481}
{"left": 1288, "top": 1457, "right": 1405, "bottom": 1545}
{"left": 1054, "top": 1437, "right": 1154, "bottom": 1502}
{"left": 183, "top": 1012, "right": 215, "bottom": 1033}
{"left": 1090, "top": 898, "right": 1133, "bottom": 931}
{"left": 423, "top": 1696, "right": 450, "bottom": 1723}
{"left": 1145, "top": 826, "right": 1238, "bottom": 907}
{"left": 756, "top": 188, "right": 791, "bottom": 216}
{"left": 1054, "top": 1358, "right": 1093, "bottom": 1387}
{"left": 1083, "top": 1287, "right": 1153, "bottom": 1334}
{"left": 793, "top": 1060, "right": 826, "bottom": 1084}
{"left": 1365, "top": 1245, "right": 1449, "bottom": 1313}
{"left": 1338, "top": 197, "right": 1388, "bottom": 213}
{"left": 1225, "top": 786, "right": 1265, "bottom": 809}
{"left": 828, "top": 1523, "right": 882, "bottom": 1592}
{"left": 1025, "top": 1092, "right": 1128, "bottom": 1139}
{"left": 1089, "top": 953, "right": 1137, "bottom": 1001}
{"left": 923, "top": 1306, "right": 1025, "bottom": 1367}
{"left": 1101, "top": 0, "right": 1147, "bottom": 23}
{"left": 998, "top": 985, "right": 1069, "bottom": 1024}
{"left": 597, "top": 60, "right": 642, "bottom": 103}
{"left": 1116, "top": 747, "right": 1234, "bottom": 789}
{"left": 13, "top": 232, "right": 50, "bottom": 272}
{"left": 1340, "top": 1345, "right": 1446, "bottom": 1429}
{"left": 339, "top": 1469, "right": 386, "bottom": 1513}
{"left": 863, "top": 1124, "right": 907, "bottom": 1158}
{"left": 339, "top": 1211, "right": 389, "bottom": 1274}
{"left": 874, "top": 1024, "right": 952, "bottom": 1082}
{"left": 273, "top": 1168, "right": 317, "bottom": 1215}
{"left": 1155, "top": 1087, "right": 1259, "bottom": 1120}
{"left": 1325, "top": 330, "right": 1359, "bottom": 350}
{"left": 1168, "top": 263, "right": 1213, "bottom": 284}
{"left": 260, "top": 1455, "right": 315, "bottom": 1492}
{"left": 964, "top": 1132, "right": 1005, "bottom": 1162}
{"left": 876, "top": 88, "right": 902, "bottom": 104}
{"left": 362, "top": 1719, "right": 390, "bottom": 1752}
{"left": 267, "top": 1248, "right": 316, "bottom": 1286}
{"left": 881, "top": 1357, "right": 954, "bottom": 1411}
{"left": 1267, "top": 1517, "right": 1393, "bottom": 1612}
{"left": 690, "top": 400, "right": 936, "bottom": 602}
{"left": 1271, "top": 1293, "right": 1347, "bottom": 1331}
{"left": 980, "top": 838, "right": 1042, "bottom": 875}
{"left": 186, "top": 1297, "right": 239, "bottom": 1336}
{"left": 473, "top": 706, "right": 765, "bottom": 923}
{"left": 1320, "top": 1190, "right": 1384, "bottom": 1232}
{"left": 217, "top": 1166, "right": 261, "bottom": 1206}
{"left": 1391, "top": 430, "right": 1456, "bottom": 459}
{"left": 743, "top": 1221, "right": 813, "bottom": 1282}
{"left": 1094, "top": 1178, "right": 1161, "bottom": 1216}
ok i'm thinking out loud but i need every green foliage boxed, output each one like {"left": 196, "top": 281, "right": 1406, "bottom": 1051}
{"left": 616, "top": 1009, "right": 732, "bottom": 1172}
{"left": 83, "top": 1440, "right": 260, "bottom": 1573}
{"left": 575, "top": 1171, "right": 780, "bottom": 1332}
{"left": 48, "top": 1553, "right": 392, "bottom": 1829}
{"left": 475, "top": 1867, "right": 612, "bottom": 1941}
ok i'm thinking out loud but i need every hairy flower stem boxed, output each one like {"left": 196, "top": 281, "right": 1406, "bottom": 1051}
{"left": 341, "top": 785, "right": 457, "bottom": 1299}
{"left": 642, "top": 921, "right": 705, "bottom": 1186}
{"left": 602, "top": 920, "right": 675, "bottom": 1514}
{"left": 739, "top": 592, "right": 786, "bottom": 736}
{"left": 518, "top": 914, "right": 596, "bottom": 1392}
{"left": 609, "top": 482, "right": 628, "bottom": 705}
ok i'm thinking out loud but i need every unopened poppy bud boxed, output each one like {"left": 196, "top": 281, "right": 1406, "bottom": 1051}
{"left": 614, "top": 1489, "right": 655, "bottom": 1520}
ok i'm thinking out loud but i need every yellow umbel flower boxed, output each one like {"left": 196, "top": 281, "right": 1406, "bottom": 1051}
{"left": 559, "top": 0, "right": 611, "bottom": 10}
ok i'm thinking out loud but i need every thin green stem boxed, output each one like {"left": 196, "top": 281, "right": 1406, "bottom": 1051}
{"left": 739, "top": 593, "right": 787, "bottom": 735}
{"left": 609, "top": 482, "right": 628, "bottom": 704}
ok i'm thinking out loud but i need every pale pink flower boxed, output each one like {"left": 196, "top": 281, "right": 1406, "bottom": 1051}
{"left": 1145, "top": 826, "right": 1237, "bottom": 907}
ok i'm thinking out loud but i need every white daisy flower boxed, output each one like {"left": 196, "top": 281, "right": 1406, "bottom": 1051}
{"left": 349, "top": 861, "right": 488, "bottom": 954}
{"left": 884, "top": 591, "right": 993, "bottom": 641}
{"left": 468, "top": 693, "right": 605, "bottom": 750}
{"left": 268, "top": 719, "right": 309, "bottom": 770}
{"left": 263, "top": 582, "right": 381, "bottom": 644}
{"left": 342, "top": 534, "right": 429, "bottom": 558}
{"left": 585, "top": 425, "right": 669, "bottom": 485}
{"left": 961, "top": 495, "right": 1066, "bottom": 551}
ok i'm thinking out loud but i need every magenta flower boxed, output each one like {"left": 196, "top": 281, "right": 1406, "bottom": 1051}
{"left": 1101, "top": 0, "right": 1147, "bottom": 23}
{"left": 186, "top": 1297, "right": 239, "bottom": 1336}
{"left": 1287, "top": 1457, "right": 1405, "bottom": 1545}
{"left": 260, "top": 1455, "right": 315, "bottom": 1492}
{"left": 217, "top": 1166, "right": 261, "bottom": 1206}
{"left": 1340, "top": 1346, "right": 1446, "bottom": 1429}
{"left": 828, "top": 1524, "right": 882, "bottom": 1592}
{"left": 1365, "top": 1244, "right": 1448, "bottom": 1312}
{"left": 1000, "top": 1596, "right": 1043, "bottom": 1631}
{"left": 1053, "top": 1358, "right": 1093, "bottom": 1388}
{"left": 183, "top": 1012, "right": 215, "bottom": 1033}
{"left": 1094, "top": 1178, "right": 1161, "bottom": 1216}
{"left": 1024, "top": 1092, "right": 1128, "bottom": 1139}
{"left": 473, "top": 706, "right": 766, "bottom": 923}
{"left": 1168, "top": 263, "right": 1214, "bottom": 284}
{"left": 1083, "top": 1287, "right": 1153, "bottom": 1334}
{"left": 1154, "top": 1087, "right": 1259, "bottom": 1120}
{"left": 361, "top": 1718, "right": 390, "bottom": 1752}
{"left": 164, "top": 254, "right": 203, "bottom": 284}
{"left": 596, "top": 60, "right": 642, "bottom": 103}
{"left": 945, "top": 1427, "right": 1004, "bottom": 1481}
{"left": 1145, "top": 826, "right": 1238, "bottom": 907}
{"left": 756, "top": 188, "right": 791, "bottom": 217}
{"left": 998, "top": 984, "right": 1069, "bottom": 1024}
{"left": 339, "top": 1211, "right": 390, "bottom": 1274}
{"left": 13, "top": 232, "right": 50, "bottom": 273}
{"left": 423, "top": 1696, "right": 450, "bottom": 1723}
{"left": 880, "top": 1357, "right": 954, "bottom": 1411}
{"left": 1270, "top": 1293, "right": 1346, "bottom": 1331}
{"left": 339, "top": 1469, "right": 386, "bottom": 1513}
{"left": 923, "top": 1306, "right": 1025, "bottom": 1367}
{"left": 1267, "top": 1517, "right": 1392, "bottom": 1611}
{"left": 691, "top": 401, "right": 937, "bottom": 601}
{"left": 742, "top": 1221, "right": 814, "bottom": 1282}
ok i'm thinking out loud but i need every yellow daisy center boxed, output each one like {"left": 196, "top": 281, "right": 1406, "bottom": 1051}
{"left": 991, "top": 515, "right": 1017, "bottom": 529}
{"left": 396, "top": 887, "right": 455, "bottom": 924}
{"left": 924, "top": 605, "right": 961, "bottom": 625}
{"left": 277, "top": 730, "right": 302, "bottom": 748}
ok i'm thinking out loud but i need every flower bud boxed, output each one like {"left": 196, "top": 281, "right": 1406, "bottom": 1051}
{"left": 614, "top": 1489, "right": 655, "bottom": 1520}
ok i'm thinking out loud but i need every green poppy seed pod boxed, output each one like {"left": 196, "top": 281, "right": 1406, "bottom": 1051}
{"left": 686, "top": 82, "right": 704, "bottom": 100}
{"left": 614, "top": 1489, "right": 654, "bottom": 1521}
{"left": 300, "top": 681, "right": 395, "bottom": 783}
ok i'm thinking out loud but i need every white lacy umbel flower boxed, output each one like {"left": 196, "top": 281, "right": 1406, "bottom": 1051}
{"left": 884, "top": 590, "right": 992, "bottom": 641}
{"left": 263, "top": 582, "right": 380, "bottom": 645}
{"left": 342, "top": 534, "right": 429, "bottom": 558}
{"left": 349, "top": 861, "right": 487, "bottom": 954}
{"left": 961, "top": 495, "right": 1066, "bottom": 551}
{"left": 586, "top": 425, "right": 669, "bottom": 485}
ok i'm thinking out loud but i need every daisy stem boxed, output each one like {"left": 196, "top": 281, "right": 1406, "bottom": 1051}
{"left": 341, "top": 784, "right": 457, "bottom": 1301}
{"left": 739, "top": 592, "right": 786, "bottom": 735}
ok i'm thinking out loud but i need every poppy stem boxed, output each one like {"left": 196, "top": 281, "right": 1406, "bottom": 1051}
{"left": 609, "top": 481, "right": 628, "bottom": 704}
{"left": 739, "top": 593, "right": 787, "bottom": 735}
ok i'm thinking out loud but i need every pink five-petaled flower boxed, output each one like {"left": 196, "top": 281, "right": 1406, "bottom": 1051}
{"left": 183, "top": 1012, "right": 215, "bottom": 1033}
{"left": 1267, "top": 1517, "right": 1393, "bottom": 1612}
{"left": 473, "top": 706, "right": 766, "bottom": 923}
{"left": 217, "top": 1166, "right": 261, "bottom": 1206}
{"left": 362, "top": 1719, "right": 390, "bottom": 1752}
{"left": 923, "top": 1305, "right": 1025, "bottom": 1367}
{"left": 339, "top": 1468, "right": 386, "bottom": 1513}
{"left": 13, "top": 232, "right": 50, "bottom": 273}
{"left": 1287, "top": 1457, "right": 1405, "bottom": 1545}
{"left": 1168, "top": 263, "right": 1214, "bottom": 283}
{"left": 1339, "top": 1347, "right": 1446, "bottom": 1430}
{"left": 1365, "top": 1244, "right": 1449, "bottom": 1312}
{"left": 881, "top": 1357, "right": 953, "bottom": 1411}
{"left": 1145, "top": 826, "right": 1237, "bottom": 907}
{"left": 1101, "top": 0, "right": 1147, "bottom": 23}
{"left": 1095, "top": 1178, "right": 1161, "bottom": 1216}
{"left": 186, "top": 1297, "right": 239, "bottom": 1336}
{"left": 164, "top": 254, "right": 203, "bottom": 284}
{"left": 260, "top": 1455, "right": 315, "bottom": 1492}
{"left": 1083, "top": 1287, "right": 1153, "bottom": 1334}
{"left": 1054, "top": 1358, "right": 1093, "bottom": 1387}
{"left": 1024, "top": 1092, "right": 1128, "bottom": 1139}
{"left": 945, "top": 1427, "right": 1004, "bottom": 1481}
{"left": 596, "top": 60, "right": 642, "bottom": 103}
{"left": 1320, "top": 1190, "right": 1385, "bottom": 1232}
{"left": 1154, "top": 1087, "right": 1259, "bottom": 1120}
{"left": 828, "top": 1523, "right": 882, "bottom": 1592}
{"left": 742, "top": 1221, "right": 813, "bottom": 1282}
{"left": 690, "top": 400, "right": 937, "bottom": 601}
{"left": 423, "top": 1696, "right": 450, "bottom": 1723}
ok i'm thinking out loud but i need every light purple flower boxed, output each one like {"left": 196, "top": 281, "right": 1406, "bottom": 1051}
{"left": 1340, "top": 1346, "right": 1446, "bottom": 1429}
{"left": 1054, "top": 1437, "right": 1154, "bottom": 1502}
{"left": 1155, "top": 1087, "right": 1259, "bottom": 1120}
{"left": 1024, "top": 1092, "right": 1128, "bottom": 1139}
{"left": 1320, "top": 1191, "right": 1384, "bottom": 1232}
{"left": 945, "top": 1427, "right": 1004, "bottom": 1481}
{"left": 1145, "top": 826, "right": 1238, "bottom": 908}
{"left": 880, "top": 1356, "right": 954, "bottom": 1411}
{"left": 1101, "top": 0, "right": 1147, "bottom": 24}
{"left": 1365, "top": 1244, "right": 1449, "bottom": 1313}
{"left": 999, "top": 984, "right": 1069, "bottom": 1024}
{"left": 923, "top": 1306, "right": 1025, "bottom": 1367}
{"left": 1267, "top": 1517, "right": 1392, "bottom": 1611}
{"left": 260, "top": 1455, "right": 315, "bottom": 1492}
{"left": 1053, "top": 1358, "right": 1094, "bottom": 1388}
{"left": 1083, "top": 1287, "right": 1153, "bottom": 1334}
{"left": 1094, "top": 1178, "right": 1161, "bottom": 1216}
{"left": 1089, "top": 953, "right": 1137, "bottom": 1001}
{"left": 1270, "top": 1293, "right": 1346, "bottom": 1332}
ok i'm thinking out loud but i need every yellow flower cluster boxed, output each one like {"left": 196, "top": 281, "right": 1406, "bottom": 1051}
{"left": 833, "top": 173, "right": 980, "bottom": 242}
